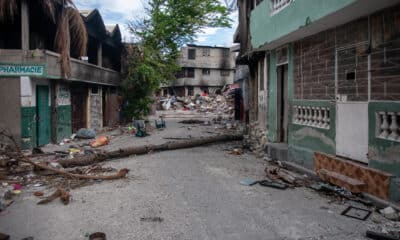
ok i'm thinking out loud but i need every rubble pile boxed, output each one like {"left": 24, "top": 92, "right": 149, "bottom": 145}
{"left": 243, "top": 122, "right": 268, "bottom": 158}
{"left": 159, "top": 93, "right": 235, "bottom": 117}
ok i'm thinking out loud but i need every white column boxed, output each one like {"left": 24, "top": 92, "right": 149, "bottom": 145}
{"left": 388, "top": 112, "right": 399, "bottom": 140}
{"left": 21, "top": 0, "right": 29, "bottom": 51}
{"left": 379, "top": 112, "right": 390, "bottom": 138}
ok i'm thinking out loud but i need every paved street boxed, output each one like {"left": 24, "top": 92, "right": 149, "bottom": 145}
{"left": 0, "top": 124, "right": 382, "bottom": 239}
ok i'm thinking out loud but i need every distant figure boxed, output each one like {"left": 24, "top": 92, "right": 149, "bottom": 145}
{"left": 201, "top": 90, "right": 208, "bottom": 97}
{"left": 215, "top": 89, "right": 222, "bottom": 95}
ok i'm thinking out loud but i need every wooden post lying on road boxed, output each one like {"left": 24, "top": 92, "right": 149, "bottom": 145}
{"left": 59, "top": 134, "right": 244, "bottom": 168}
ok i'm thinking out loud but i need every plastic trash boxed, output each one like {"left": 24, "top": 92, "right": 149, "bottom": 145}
{"left": 90, "top": 136, "right": 109, "bottom": 148}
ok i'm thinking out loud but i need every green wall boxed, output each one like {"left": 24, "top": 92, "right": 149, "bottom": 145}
{"left": 21, "top": 107, "right": 36, "bottom": 149}
{"left": 56, "top": 105, "right": 72, "bottom": 143}
{"left": 267, "top": 50, "right": 278, "bottom": 142}
{"left": 368, "top": 102, "right": 400, "bottom": 177}
{"left": 250, "top": 0, "right": 357, "bottom": 48}
{"left": 21, "top": 105, "right": 71, "bottom": 149}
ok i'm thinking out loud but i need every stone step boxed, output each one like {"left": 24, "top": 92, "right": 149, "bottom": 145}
{"left": 317, "top": 169, "right": 367, "bottom": 193}
{"left": 266, "top": 143, "right": 288, "bottom": 162}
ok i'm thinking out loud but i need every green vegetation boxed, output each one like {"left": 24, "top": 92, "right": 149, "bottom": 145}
{"left": 123, "top": 0, "right": 231, "bottom": 119}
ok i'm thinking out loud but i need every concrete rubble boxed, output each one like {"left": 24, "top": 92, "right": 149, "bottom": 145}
{"left": 243, "top": 122, "right": 269, "bottom": 159}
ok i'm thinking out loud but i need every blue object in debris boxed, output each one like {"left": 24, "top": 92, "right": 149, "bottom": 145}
{"left": 240, "top": 179, "right": 259, "bottom": 186}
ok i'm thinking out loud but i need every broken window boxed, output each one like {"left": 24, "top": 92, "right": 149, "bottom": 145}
{"left": 187, "top": 86, "right": 194, "bottom": 96}
{"left": 176, "top": 69, "right": 186, "bottom": 78}
{"left": 187, "top": 68, "right": 195, "bottom": 78}
{"left": 223, "top": 49, "right": 230, "bottom": 57}
{"left": 221, "top": 70, "right": 230, "bottom": 76}
{"left": 202, "top": 48, "right": 210, "bottom": 57}
{"left": 188, "top": 49, "right": 196, "bottom": 59}
{"left": 202, "top": 69, "right": 211, "bottom": 75}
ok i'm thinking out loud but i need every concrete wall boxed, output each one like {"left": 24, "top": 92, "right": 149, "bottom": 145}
{"left": 0, "top": 78, "right": 21, "bottom": 145}
{"left": 250, "top": 0, "right": 357, "bottom": 48}
{"left": 173, "top": 68, "right": 234, "bottom": 87}
{"left": 88, "top": 87, "right": 103, "bottom": 131}
{"left": 20, "top": 77, "right": 51, "bottom": 148}
{"left": 55, "top": 82, "right": 72, "bottom": 142}
{"left": 178, "top": 46, "right": 236, "bottom": 69}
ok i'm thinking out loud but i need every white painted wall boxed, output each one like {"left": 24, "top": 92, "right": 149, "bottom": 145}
{"left": 20, "top": 77, "right": 51, "bottom": 107}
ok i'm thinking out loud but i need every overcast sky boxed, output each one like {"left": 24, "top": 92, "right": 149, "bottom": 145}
{"left": 74, "top": 0, "right": 238, "bottom": 47}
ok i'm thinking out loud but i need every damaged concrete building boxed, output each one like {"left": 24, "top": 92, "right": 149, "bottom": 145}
{"left": 164, "top": 44, "right": 236, "bottom": 96}
{"left": 0, "top": 1, "right": 123, "bottom": 149}
{"left": 236, "top": 0, "right": 400, "bottom": 201}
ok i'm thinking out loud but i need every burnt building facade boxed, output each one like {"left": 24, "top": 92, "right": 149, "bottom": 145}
{"left": 164, "top": 44, "right": 236, "bottom": 97}
{"left": 0, "top": 1, "right": 122, "bottom": 148}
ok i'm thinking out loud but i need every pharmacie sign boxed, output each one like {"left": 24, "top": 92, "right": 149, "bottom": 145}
{"left": 0, "top": 64, "right": 46, "bottom": 77}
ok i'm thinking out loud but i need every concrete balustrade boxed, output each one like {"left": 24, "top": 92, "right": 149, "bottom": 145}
{"left": 293, "top": 105, "right": 330, "bottom": 129}
{"left": 377, "top": 111, "right": 400, "bottom": 142}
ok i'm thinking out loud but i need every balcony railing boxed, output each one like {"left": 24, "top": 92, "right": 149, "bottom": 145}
{"left": 0, "top": 49, "right": 120, "bottom": 86}
{"left": 293, "top": 105, "right": 331, "bottom": 129}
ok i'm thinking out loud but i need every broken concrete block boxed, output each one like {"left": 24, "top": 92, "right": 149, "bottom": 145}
{"left": 379, "top": 207, "right": 399, "bottom": 221}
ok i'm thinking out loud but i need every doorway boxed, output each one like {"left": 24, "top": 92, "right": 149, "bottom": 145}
{"left": 71, "top": 85, "right": 88, "bottom": 132}
{"left": 277, "top": 64, "right": 289, "bottom": 143}
{"left": 335, "top": 46, "right": 369, "bottom": 163}
{"left": 36, "top": 85, "right": 50, "bottom": 146}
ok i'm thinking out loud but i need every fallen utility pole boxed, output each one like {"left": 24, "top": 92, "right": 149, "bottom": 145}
{"left": 59, "top": 134, "right": 243, "bottom": 168}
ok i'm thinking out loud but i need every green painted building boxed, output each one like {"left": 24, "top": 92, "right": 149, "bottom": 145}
{"left": 236, "top": 0, "right": 400, "bottom": 201}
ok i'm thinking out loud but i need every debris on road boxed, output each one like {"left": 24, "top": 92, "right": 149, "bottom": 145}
{"left": 368, "top": 221, "right": 400, "bottom": 240}
{"left": 258, "top": 180, "right": 288, "bottom": 190}
{"left": 89, "top": 232, "right": 106, "bottom": 240}
{"left": 341, "top": 206, "right": 372, "bottom": 221}
{"left": 243, "top": 122, "right": 269, "bottom": 158}
{"left": 380, "top": 207, "right": 400, "bottom": 221}
{"left": 75, "top": 128, "right": 96, "bottom": 139}
{"left": 178, "top": 119, "right": 205, "bottom": 124}
{"left": 239, "top": 179, "right": 259, "bottom": 186}
{"left": 58, "top": 134, "right": 243, "bottom": 168}
{"left": 229, "top": 149, "right": 242, "bottom": 155}
{"left": 90, "top": 136, "right": 109, "bottom": 148}
{"left": 37, "top": 187, "right": 70, "bottom": 205}
{"left": 366, "top": 230, "right": 399, "bottom": 240}
{"left": 33, "top": 191, "right": 44, "bottom": 197}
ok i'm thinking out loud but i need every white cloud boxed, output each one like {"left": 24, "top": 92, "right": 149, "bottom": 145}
{"left": 74, "top": 0, "right": 239, "bottom": 45}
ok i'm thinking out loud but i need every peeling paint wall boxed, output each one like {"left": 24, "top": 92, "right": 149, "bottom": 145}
{"left": 89, "top": 87, "right": 103, "bottom": 131}
{"left": 55, "top": 82, "right": 72, "bottom": 142}
{"left": 368, "top": 102, "right": 400, "bottom": 177}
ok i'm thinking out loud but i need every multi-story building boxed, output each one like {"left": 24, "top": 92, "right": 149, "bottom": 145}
{"left": 0, "top": 1, "right": 123, "bottom": 149}
{"left": 164, "top": 44, "right": 236, "bottom": 97}
{"left": 236, "top": 0, "right": 400, "bottom": 201}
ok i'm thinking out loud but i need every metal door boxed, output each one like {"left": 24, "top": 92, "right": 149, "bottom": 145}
{"left": 336, "top": 102, "right": 369, "bottom": 162}
{"left": 36, "top": 85, "right": 50, "bottom": 146}
{"left": 335, "top": 45, "right": 369, "bottom": 163}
